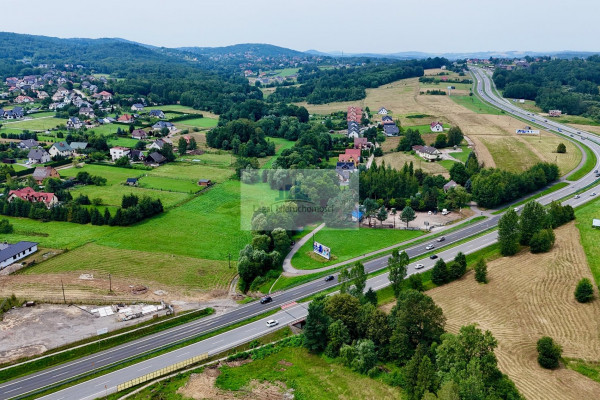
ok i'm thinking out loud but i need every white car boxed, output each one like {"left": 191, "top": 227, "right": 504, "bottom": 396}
{"left": 425, "top": 244, "right": 435, "bottom": 250}
{"left": 428, "top": 211, "right": 432, "bottom": 215}
{"left": 574, "top": 195, "right": 581, "bottom": 199}
{"left": 266, "top": 319, "right": 279, "bottom": 327}
{"left": 591, "top": 192, "right": 597, "bottom": 197}
{"left": 514, "top": 207, "right": 519, "bottom": 212}
{"left": 415, "top": 264, "right": 425, "bottom": 270}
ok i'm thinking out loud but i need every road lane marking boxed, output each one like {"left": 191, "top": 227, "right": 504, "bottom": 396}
{"left": 139, "top": 365, "right": 153, "bottom": 371}
{"left": 95, "top": 380, "right": 110, "bottom": 386}
{"left": 177, "top": 352, "right": 190, "bottom": 358}
{"left": 5, "top": 386, "right": 22, "bottom": 393}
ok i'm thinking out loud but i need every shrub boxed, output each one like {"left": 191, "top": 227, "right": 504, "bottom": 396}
{"left": 0, "top": 219, "right": 13, "bottom": 234}
{"left": 537, "top": 336, "right": 562, "bottom": 369}
{"left": 575, "top": 278, "right": 594, "bottom": 303}
{"left": 407, "top": 274, "right": 424, "bottom": 291}
{"left": 556, "top": 143, "right": 566, "bottom": 153}
{"left": 529, "top": 229, "right": 555, "bottom": 253}
{"left": 431, "top": 259, "right": 449, "bottom": 285}
{"left": 474, "top": 258, "right": 488, "bottom": 283}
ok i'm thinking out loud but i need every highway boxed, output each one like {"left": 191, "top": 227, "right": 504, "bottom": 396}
{"left": 2, "top": 66, "right": 600, "bottom": 399}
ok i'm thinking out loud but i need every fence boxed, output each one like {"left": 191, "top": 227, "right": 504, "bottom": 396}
{"left": 117, "top": 352, "right": 208, "bottom": 391}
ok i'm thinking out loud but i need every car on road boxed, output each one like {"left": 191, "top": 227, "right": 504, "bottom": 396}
{"left": 514, "top": 207, "right": 520, "bottom": 212}
{"left": 430, "top": 254, "right": 438, "bottom": 260}
{"left": 260, "top": 296, "right": 272, "bottom": 304}
{"left": 415, "top": 264, "right": 425, "bottom": 270}
{"left": 591, "top": 192, "right": 597, "bottom": 197}
{"left": 437, "top": 236, "right": 445, "bottom": 242}
{"left": 266, "top": 319, "right": 279, "bottom": 327}
{"left": 570, "top": 134, "right": 574, "bottom": 137}
{"left": 325, "top": 275, "right": 335, "bottom": 282}
{"left": 426, "top": 244, "right": 435, "bottom": 250}
{"left": 428, "top": 211, "right": 432, "bottom": 215}
{"left": 574, "top": 194, "right": 581, "bottom": 199}
{"left": 595, "top": 170, "right": 598, "bottom": 173}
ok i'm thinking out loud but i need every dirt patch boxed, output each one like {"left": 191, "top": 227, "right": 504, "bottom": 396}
{"left": 425, "top": 223, "right": 600, "bottom": 400}
{"left": 178, "top": 366, "right": 292, "bottom": 400}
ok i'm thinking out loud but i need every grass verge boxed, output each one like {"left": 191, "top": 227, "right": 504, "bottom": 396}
{"left": 492, "top": 182, "right": 570, "bottom": 215}
{"left": 567, "top": 142, "right": 597, "bottom": 181}
{"left": 565, "top": 358, "right": 600, "bottom": 384}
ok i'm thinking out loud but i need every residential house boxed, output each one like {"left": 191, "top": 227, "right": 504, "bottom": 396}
{"left": 36, "top": 91, "right": 49, "bottom": 99}
{"left": 79, "top": 107, "right": 95, "bottom": 118}
{"left": 443, "top": 180, "right": 459, "bottom": 192}
{"left": 338, "top": 148, "right": 361, "bottom": 166}
{"left": 381, "top": 115, "right": 393, "bottom": 122}
{"left": 146, "top": 152, "right": 166, "bottom": 165}
{"left": 198, "top": 179, "right": 212, "bottom": 187}
{"left": 110, "top": 146, "right": 131, "bottom": 161}
{"left": 378, "top": 107, "right": 388, "bottom": 115}
{"left": 549, "top": 110, "right": 562, "bottom": 117}
{"left": 430, "top": 122, "right": 444, "bottom": 132}
{"left": 49, "top": 141, "right": 73, "bottom": 158}
{"left": 4, "top": 107, "right": 24, "bottom": 119}
{"left": 335, "top": 161, "right": 356, "bottom": 185}
{"left": 131, "top": 129, "right": 148, "bottom": 140}
{"left": 152, "top": 121, "right": 176, "bottom": 132}
{"left": 129, "top": 150, "right": 145, "bottom": 161}
{"left": 148, "top": 109, "right": 166, "bottom": 119}
{"left": 8, "top": 187, "right": 58, "bottom": 209}
{"left": 18, "top": 139, "right": 39, "bottom": 150}
{"left": 131, "top": 103, "right": 144, "bottom": 112}
{"left": 15, "top": 95, "right": 34, "bottom": 104}
{"left": 149, "top": 139, "right": 167, "bottom": 150}
{"left": 413, "top": 145, "right": 441, "bottom": 161}
{"left": 353, "top": 137, "right": 368, "bottom": 149}
{"left": 32, "top": 166, "right": 60, "bottom": 184}
{"left": 0, "top": 241, "right": 38, "bottom": 270}
{"left": 97, "top": 91, "right": 113, "bottom": 101}
{"left": 69, "top": 142, "right": 88, "bottom": 154}
{"left": 117, "top": 114, "right": 135, "bottom": 123}
{"left": 383, "top": 124, "right": 400, "bottom": 136}
{"left": 126, "top": 178, "right": 138, "bottom": 186}
{"left": 27, "top": 148, "right": 51, "bottom": 164}
{"left": 67, "top": 117, "right": 83, "bottom": 130}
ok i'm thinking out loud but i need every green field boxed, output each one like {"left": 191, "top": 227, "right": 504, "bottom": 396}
{"left": 154, "top": 105, "right": 206, "bottom": 114}
{"left": 451, "top": 94, "right": 503, "bottom": 115}
{"left": 24, "top": 243, "right": 233, "bottom": 290}
{"left": 59, "top": 165, "right": 139, "bottom": 185}
{"left": 108, "top": 137, "right": 141, "bottom": 148}
{"left": 262, "top": 137, "right": 295, "bottom": 169}
{"left": 175, "top": 117, "right": 218, "bottom": 128}
{"left": 87, "top": 124, "right": 120, "bottom": 136}
{"left": 36, "top": 135, "right": 62, "bottom": 143}
{"left": 291, "top": 227, "right": 424, "bottom": 269}
{"left": 575, "top": 196, "right": 600, "bottom": 285}
{"left": 0, "top": 116, "right": 68, "bottom": 133}
{"left": 273, "top": 68, "right": 299, "bottom": 77}
{"left": 178, "top": 152, "right": 233, "bottom": 168}
{"left": 438, "top": 159, "right": 457, "bottom": 171}
{"left": 404, "top": 123, "right": 448, "bottom": 133}
{"left": 450, "top": 147, "right": 472, "bottom": 163}
{"left": 71, "top": 184, "right": 189, "bottom": 208}
{"left": 137, "top": 175, "right": 200, "bottom": 194}
{"left": 566, "top": 359, "right": 600, "bottom": 385}
{"left": 215, "top": 347, "right": 402, "bottom": 399}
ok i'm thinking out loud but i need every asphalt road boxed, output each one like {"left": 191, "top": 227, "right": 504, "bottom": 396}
{"left": 3, "top": 67, "right": 600, "bottom": 400}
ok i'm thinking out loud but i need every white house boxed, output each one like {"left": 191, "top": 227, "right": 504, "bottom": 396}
{"left": 430, "top": 122, "right": 444, "bottom": 132}
{"left": 131, "top": 103, "right": 144, "bottom": 112}
{"left": 378, "top": 107, "right": 388, "bottom": 115}
{"left": 67, "top": 117, "right": 83, "bottom": 130}
{"left": 49, "top": 141, "right": 73, "bottom": 158}
{"left": 413, "top": 145, "right": 441, "bottom": 161}
{"left": 110, "top": 146, "right": 131, "bottom": 161}
{"left": 0, "top": 241, "right": 38, "bottom": 270}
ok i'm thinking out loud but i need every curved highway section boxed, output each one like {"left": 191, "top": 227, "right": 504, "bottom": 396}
{"left": 2, "top": 67, "right": 600, "bottom": 400}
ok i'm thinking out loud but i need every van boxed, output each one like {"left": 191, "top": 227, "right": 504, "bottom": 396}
{"left": 441, "top": 209, "right": 449, "bottom": 215}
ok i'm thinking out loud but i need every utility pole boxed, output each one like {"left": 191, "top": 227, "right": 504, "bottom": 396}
{"left": 109, "top": 273, "right": 112, "bottom": 293}
{"left": 61, "top": 279, "right": 66, "bottom": 304}
{"left": 228, "top": 253, "right": 231, "bottom": 269}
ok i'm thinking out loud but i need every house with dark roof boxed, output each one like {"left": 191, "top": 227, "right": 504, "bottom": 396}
{"left": 67, "top": 117, "right": 82, "bottom": 130}
{"left": 27, "top": 148, "right": 51, "bottom": 164}
{"left": 413, "top": 145, "right": 441, "bottom": 161}
{"left": 383, "top": 124, "right": 400, "bottom": 136}
{"left": 126, "top": 178, "right": 138, "bottom": 186}
{"left": 443, "top": 180, "right": 459, "bottom": 192}
{"left": 131, "top": 129, "right": 148, "bottom": 140}
{"left": 3, "top": 107, "right": 24, "bottom": 119}
{"left": 149, "top": 139, "right": 167, "bottom": 150}
{"left": 146, "top": 152, "right": 166, "bottom": 165}
{"left": 69, "top": 142, "right": 88, "bottom": 153}
{"left": 335, "top": 161, "right": 356, "bottom": 185}
{"left": 198, "top": 179, "right": 213, "bottom": 187}
{"left": 152, "top": 121, "right": 176, "bottom": 132}
{"left": 128, "top": 150, "right": 145, "bottom": 161}
{"left": 49, "top": 141, "right": 73, "bottom": 158}
{"left": 381, "top": 115, "right": 393, "bottom": 122}
{"left": 131, "top": 103, "right": 144, "bottom": 112}
{"left": 148, "top": 110, "right": 165, "bottom": 119}
{"left": 32, "top": 166, "right": 60, "bottom": 184}
{"left": 378, "top": 107, "right": 389, "bottom": 115}
{"left": 79, "top": 107, "right": 95, "bottom": 118}
{"left": 8, "top": 187, "right": 58, "bottom": 208}
{"left": 0, "top": 241, "right": 38, "bottom": 269}
{"left": 18, "top": 139, "right": 39, "bottom": 149}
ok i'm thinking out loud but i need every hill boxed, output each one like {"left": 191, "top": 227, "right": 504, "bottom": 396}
{"left": 179, "top": 43, "right": 307, "bottom": 58}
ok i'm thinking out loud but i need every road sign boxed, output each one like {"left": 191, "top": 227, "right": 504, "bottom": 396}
{"left": 516, "top": 129, "right": 540, "bottom": 135}
{"left": 313, "top": 241, "right": 330, "bottom": 260}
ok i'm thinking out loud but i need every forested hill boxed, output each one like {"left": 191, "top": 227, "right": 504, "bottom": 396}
{"left": 180, "top": 43, "right": 307, "bottom": 58}
{"left": 493, "top": 56, "right": 600, "bottom": 120}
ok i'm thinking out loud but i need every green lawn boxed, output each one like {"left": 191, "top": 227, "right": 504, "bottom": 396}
{"left": 404, "top": 123, "right": 448, "bottom": 133}
{"left": 272, "top": 68, "right": 299, "bottom": 77}
{"left": 450, "top": 147, "right": 472, "bottom": 163}
{"left": 155, "top": 104, "right": 206, "bottom": 114}
{"left": 439, "top": 159, "right": 457, "bottom": 171}
{"left": 87, "top": 124, "right": 120, "bottom": 137}
{"left": 0, "top": 116, "right": 67, "bottom": 132}
{"left": 565, "top": 359, "right": 600, "bottom": 384}
{"left": 450, "top": 95, "right": 503, "bottom": 115}
{"left": 59, "top": 165, "right": 139, "bottom": 185}
{"left": 567, "top": 143, "right": 597, "bottom": 181}
{"left": 147, "top": 162, "right": 234, "bottom": 183}
{"left": 70, "top": 184, "right": 189, "bottom": 208}
{"left": 108, "top": 137, "right": 141, "bottom": 148}
{"left": 175, "top": 117, "right": 218, "bottom": 128}
{"left": 291, "top": 227, "right": 424, "bottom": 269}
{"left": 137, "top": 175, "right": 200, "bottom": 194}
{"left": 97, "top": 179, "right": 252, "bottom": 261}
{"left": 262, "top": 137, "right": 295, "bottom": 169}
{"left": 178, "top": 152, "right": 233, "bottom": 168}
{"left": 27, "top": 111, "right": 56, "bottom": 119}
{"left": 574, "top": 196, "right": 600, "bottom": 285}
{"left": 216, "top": 347, "right": 402, "bottom": 399}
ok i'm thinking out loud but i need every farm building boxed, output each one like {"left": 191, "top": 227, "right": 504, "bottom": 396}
{"left": 0, "top": 241, "right": 38, "bottom": 270}
{"left": 593, "top": 219, "right": 600, "bottom": 228}
{"left": 198, "top": 179, "right": 213, "bottom": 187}
{"left": 126, "top": 178, "right": 138, "bottom": 186}
{"left": 413, "top": 145, "right": 441, "bottom": 161}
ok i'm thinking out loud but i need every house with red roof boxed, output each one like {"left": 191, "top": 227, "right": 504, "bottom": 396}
{"left": 338, "top": 148, "right": 361, "bottom": 166}
{"left": 97, "top": 91, "right": 112, "bottom": 101}
{"left": 430, "top": 122, "right": 444, "bottom": 132}
{"left": 8, "top": 187, "right": 58, "bottom": 208}
{"left": 117, "top": 114, "right": 135, "bottom": 123}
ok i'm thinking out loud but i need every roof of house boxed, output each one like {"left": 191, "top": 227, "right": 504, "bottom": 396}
{"left": 132, "top": 129, "right": 148, "bottom": 137}
{"left": 126, "top": 178, "right": 138, "bottom": 183}
{"left": 0, "top": 241, "right": 38, "bottom": 263}
{"left": 354, "top": 137, "right": 367, "bottom": 145}
{"left": 118, "top": 114, "right": 134, "bottom": 122}
{"left": 9, "top": 187, "right": 56, "bottom": 204}
{"left": 338, "top": 154, "right": 356, "bottom": 163}
{"left": 443, "top": 180, "right": 459, "bottom": 190}
{"left": 382, "top": 115, "right": 393, "bottom": 121}
{"left": 345, "top": 148, "right": 361, "bottom": 159}
{"left": 32, "top": 166, "right": 57, "bottom": 181}
{"left": 198, "top": 179, "right": 212, "bottom": 183}
{"left": 430, "top": 121, "right": 443, "bottom": 127}
{"left": 336, "top": 161, "right": 355, "bottom": 170}
{"left": 69, "top": 142, "right": 88, "bottom": 150}
{"left": 413, "top": 145, "right": 440, "bottom": 155}
{"left": 153, "top": 121, "right": 174, "bottom": 129}
{"left": 383, "top": 124, "right": 400, "bottom": 135}
{"left": 19, "top": 139, "right": 38, "bottom": 148}
{"left": 129, "top": 150, "right": 144, "bottom": 158}
{"left": 111, "top": 146, "right": 130, "bottom": 151}
{"left": 149, "top": 109, "right": 164, "bottom": 116}
{"left": 132, "top": 103, "right": 144, "bottom": 108}
{"left": 151, "top": 139, "right": 165, "bottom": 149}
{"left": 51, "top": 141, "right": 72, "bottom": 152}
{"left": 28, "top": 148, "right": 49, "bottom": 160}
{"left": 147, "top": 152, "right": 166, "bottom": 164}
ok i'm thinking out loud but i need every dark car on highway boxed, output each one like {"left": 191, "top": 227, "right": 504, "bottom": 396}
{"left": 430, "top": 254, "right": 438, "bottom": 260}
{"left": 325, "top": 275, "right": 335, "bottom": 282}
{"left": 260, "top": 296, "right": 272, "bottom": 304}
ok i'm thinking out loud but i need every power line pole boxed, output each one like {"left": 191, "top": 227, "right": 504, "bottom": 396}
{"left": 109, "top": 273, "right": 112, "bottom": 293}
{"left": 61, "top": 280, "right": 66, "bottom": 304}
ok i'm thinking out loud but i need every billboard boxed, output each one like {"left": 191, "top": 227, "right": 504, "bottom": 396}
{"left": 313, "top": 241, "right": 331, "bottom": 260}
{"left": 516, "top": 129, "right": 540, "bottom": 135}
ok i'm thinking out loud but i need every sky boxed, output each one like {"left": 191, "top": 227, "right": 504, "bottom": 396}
{"left": 2, "top": 0, "right": 599, "bottom": 54}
